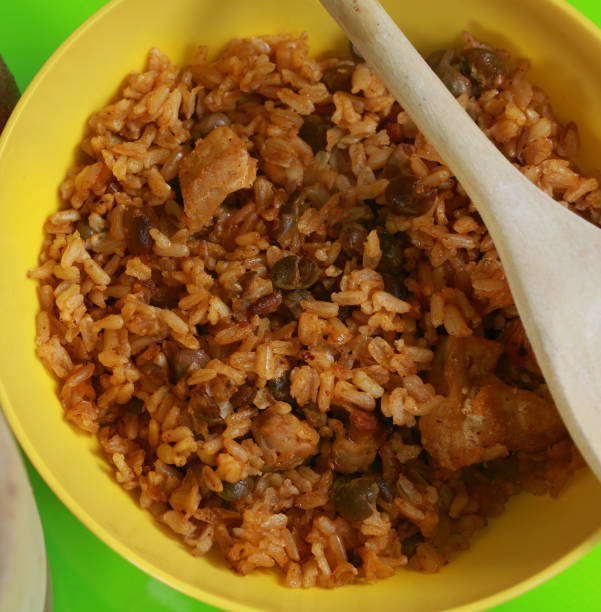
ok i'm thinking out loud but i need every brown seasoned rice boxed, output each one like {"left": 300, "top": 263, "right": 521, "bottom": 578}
{"left": 30, "top": 31, "right": 596, "bottom": 587}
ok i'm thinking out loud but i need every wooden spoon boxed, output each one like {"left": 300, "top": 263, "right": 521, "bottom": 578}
{"left": 320, "top": 0, "right": 601, "bottom": 481}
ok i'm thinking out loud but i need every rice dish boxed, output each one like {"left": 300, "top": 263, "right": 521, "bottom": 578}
{"left": 29, "top": 32, "right": 600, "bottom": 586}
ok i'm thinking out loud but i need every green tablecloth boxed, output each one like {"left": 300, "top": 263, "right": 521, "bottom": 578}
{"left": 3, "top": 1, "right": 601, "bottom": 609}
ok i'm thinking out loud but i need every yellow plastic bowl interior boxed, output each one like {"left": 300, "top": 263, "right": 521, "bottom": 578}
{"left": 1, "top": 0, "right": 601, "bottom": 610}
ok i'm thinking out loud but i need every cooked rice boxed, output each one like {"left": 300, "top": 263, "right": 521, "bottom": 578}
{"left": 30, "top": 31, "right": 596, "bottom": 587}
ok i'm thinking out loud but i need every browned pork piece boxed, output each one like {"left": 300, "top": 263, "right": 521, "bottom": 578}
{"left": 179, "top": 125, "right": 257, "bottom": 231}
{"left": 251, "top": 407, "right": 320, "bottom": 470}
{"left": 331, "top": 411, "right": 384, "bottom": 474}
{"left": 419, "top": 336, "right": 566, "bottom": 470}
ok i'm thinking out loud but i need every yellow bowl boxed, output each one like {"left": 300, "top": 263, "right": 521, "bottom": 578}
{"left": 2, "top": 0, "right": 601, "bottom": 610}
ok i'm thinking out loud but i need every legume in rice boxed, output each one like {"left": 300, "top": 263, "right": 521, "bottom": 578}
{"left": 30, "top": 31, "right": 596, "bottom": 587}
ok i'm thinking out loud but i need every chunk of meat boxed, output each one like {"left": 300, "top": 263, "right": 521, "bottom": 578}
{"left": 470, "top": 382, "right": 565, "bottom": 452}
{"left": 179, "top": 125, "right": 257, "bottom": 231}
{"left": 421, "top": 336, "right": 566, "bottom": 470}
{"left": 420, "top": 381, "right": 566, "bottom": 470}
{"left": 331, "top": 421, "right": 382, "bottom": 474}
{"left": 429, "top": 335, "right": 503, "bottom": 396}
{"left": 251, "top": 408, "right": 319, "bottom": 470}
{"left": 420, "top": 397, "right": 486, "bottom": 470}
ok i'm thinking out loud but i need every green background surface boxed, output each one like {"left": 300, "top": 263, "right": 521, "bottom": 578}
{"left": 3, "top": 1, "right": 601, "bottom": 610}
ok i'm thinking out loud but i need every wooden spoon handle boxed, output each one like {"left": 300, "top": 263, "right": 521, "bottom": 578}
{"left": 320, "top": 0, "right": 601, "bottom": 479}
